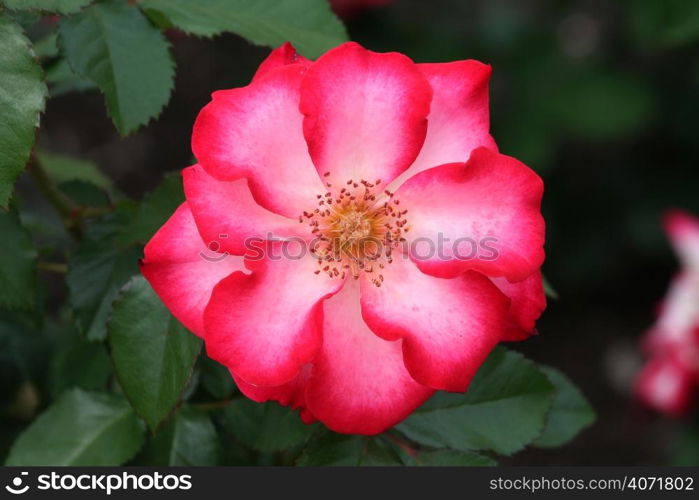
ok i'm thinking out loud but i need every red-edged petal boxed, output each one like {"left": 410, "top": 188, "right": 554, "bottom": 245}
{"left": 392, "top": 60, "right": 497, "bottom": 188}
{"left": 398, "top": 148, "right": 545, "bottom": 281}
{"left": 493, "top": 271, "right": 547, "bottom": 342}
{"left": 360, "top": 257, "right": 508, "bottom": 392}
{"left": 635, "top": 356, "right": 695, "bottom": 417}
{"left": 300, "top": 42, "right": 432, "bottom": 187}
{"left": 203, "top": 245, "right": 344, "bottom": 387}
{"left": 646, "top": 272, "right": 699, "bottom": 352}
{"left": 252, "top": 42, "right": 311, "bottom": 82}
{"left": 665, "top": 210, "right": 699, "bottom": 272}
{"left": 231, "top": 366, "right": 316, "bottom": 424}
{"left": 305, "top": 281, "right": 434, "bottom": 434}
{"left": 183, "top": 164, "right": 304, "bottom": 256}
{"left": 192, "top": 64, "right": 324, "bottom": 217}
{"left": 140, "top": 203, "right": 246, "bottom": 337}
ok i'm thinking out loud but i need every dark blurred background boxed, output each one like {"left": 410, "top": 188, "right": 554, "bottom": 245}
{"left": 31, "top": 0, "right": 699, "bottom": 464}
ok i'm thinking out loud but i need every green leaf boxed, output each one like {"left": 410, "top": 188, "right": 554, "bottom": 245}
{"left": 58, "top": 1, "right": 174, "bottom": 135}
{"left": 2, "top": 0, "right": 94, "bottom": 14}
{"left": 37, "top": 151, "right": 111, "bottom": 190}
{"left": 50, "top": 333, "right": 111, "bottom": 397}
{"left": 0, "top": 210, "right": 37, "bottom": 309}
{"left": 396, "top": 348, "right": 555, "bottom": 455}
{"left": 217, "top": 433, "right": 256, "bottom": 465}
{"left": 5, "top": 389, "right": 145, "bottom": 466}
{"left": 223, "top": 399, "right": 316, "bottom": 452}
{"left": 108, "top": 276, "right": 202, "bottom": 431}
{"left": 45, "top": 57, "right": 97, "bottom": 96}
{"left": 34, "top": 32, "right": 59, "bottom": 60}
{"left": 66, "top": 208, "right": 140, "bottom": 341}
{"left": 200, "top": 354, "right": 236, "bottom": 399}
{"left": 297, "top": 432, "right": 403, "bottom": 466}
{"left": 137, "top": 407, "right": 217, "bottom": 465}
{"left": 38, "top": 148, "right": 114, "bottom": 207}
{"left": 0, "top": 311, "right": 49, "bottom": 406}
{"left": 117, "top": 173, "right": 184, "bottom": 246}
{"left": 415, "top": 450, "right": 496, "bottom": 466}
{"left": 630, "top": 0, "right": 699, "bottom": 49}
{"left": 140, "top": 0, "right": 348, "bottom": 58}
{"left": 58, "top": 179, "right": 110, "bottom": 207}
{"left": 542, "top": 274, "right": 559, "bottom": 300}
{"left": 534, "top": 366, "right": 595, "bottom": 448}
{"left": 672, "top": 424, "right": 699, "bottom": 466}
{"left": 553, "top": 72, "right": 654, "bottom": 141}
{"left": 0, "top": 14, "right": 47, "bottom": 208}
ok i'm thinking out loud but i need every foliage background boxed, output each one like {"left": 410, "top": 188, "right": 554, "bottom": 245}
{"left": 2, "top": 0, "right": 699, "bottom": 465}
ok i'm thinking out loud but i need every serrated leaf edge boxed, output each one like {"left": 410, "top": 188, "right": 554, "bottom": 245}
{"left": 0, "top": 15, "right": 48, "bottom": 208}
{"left": 106, "top": 276, "right": 202, "bottom": 434}
{"left": 56, "top": 4, "right": 176, "bottom": 136}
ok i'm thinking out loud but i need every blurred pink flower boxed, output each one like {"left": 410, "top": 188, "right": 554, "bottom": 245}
{"left": 635, "top": 211, "right": 699, "bottom": 416}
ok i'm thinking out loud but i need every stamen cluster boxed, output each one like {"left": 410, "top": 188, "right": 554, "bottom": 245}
{"left": 299, "top": 176, "right": 409, "bottom": 286}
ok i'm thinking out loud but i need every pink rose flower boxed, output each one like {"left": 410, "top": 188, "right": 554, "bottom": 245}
{"left": 636, "top": 211, "right": 699, "bottom": 416}
{"left": 141, "top": 42, "right": 546, "bottom": 434}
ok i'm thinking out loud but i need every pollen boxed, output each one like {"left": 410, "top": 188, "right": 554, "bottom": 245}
{"left": 300, "top": 178, "right": 409, "bottom": 285}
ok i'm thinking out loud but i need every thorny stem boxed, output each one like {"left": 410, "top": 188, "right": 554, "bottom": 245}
{"left": 386, "top": 432, "right": 419, "bottom": 458}
{"left": 27, "top": 153, "right": 83, "bottom": 240}
{"left": 37, "top": 261, "right": 68, "bottom": 274}
{"left": 193, "top": 399, "right": 233, "bottom": 412}
{"left": 28, "top": 153, "right": 73, "bottom": 218}
{"left": 81, "top": 206, "right": 112, "bottom": 218}
{"left": 27, "top": 153, "right": 115, "bottom": 240}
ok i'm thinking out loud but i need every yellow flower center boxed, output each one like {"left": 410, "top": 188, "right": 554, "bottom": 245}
{"left": 299, "top": 178, "right": 409, "bottom": 286}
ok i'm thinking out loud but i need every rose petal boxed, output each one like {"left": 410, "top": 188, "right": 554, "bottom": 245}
{"left": 646, "top": 272, "right": 699, "bottom": 351}
{"left": 492, "top": 271, "right": 547, "bottom": 341}
{"left": 252, "top": 42, "right": 311, "bottom": 82}
{"left": 397, "top": 147, "right": 545, "bottom": 281}
{"left": 232, "top": 366, "right": 316, "bottom": 424}
{"left": 300, "top": 42, "right": 432, "bottom": 187}
{"left": 140, "top": 203, "right": 246, "bottom": 337}
{"left": 304, "top": 280, "right": 434, "bottom": 434}
{"left": 392, "top": 60, "right": 497, "bottom": 188}
{"left": 360, "top": 257, "right": 508, "bottom": 391}
{"left": 183, "top": 164, "right": 304, "bottom": 256}
{"left": 192, "top": 64, "right": 325, "bottom": 217}
{"left": 203, "top": 243, "right": 344, "bottom": 386}
{"left": 665, "top": 210, "right": 699, "bottom": 272}
{"left": 636, "top": 356, "right": 695, "bottom": 417}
